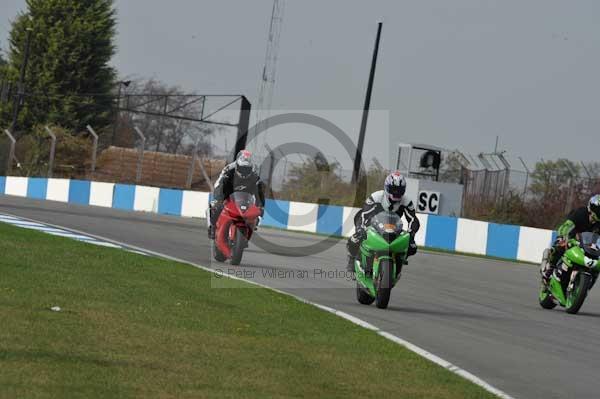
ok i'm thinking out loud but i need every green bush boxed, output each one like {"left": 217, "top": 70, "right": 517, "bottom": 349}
{"left": 15, "top": 125, "right": 92, "bottom": 178}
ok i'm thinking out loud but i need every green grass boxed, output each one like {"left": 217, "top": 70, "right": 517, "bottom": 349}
{"left": 0, "top": 222, "right": 498, "bottom": 399}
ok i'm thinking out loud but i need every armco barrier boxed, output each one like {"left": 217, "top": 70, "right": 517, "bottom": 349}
{"left": 0, "top": 176, "right": 553, "bottom": 263}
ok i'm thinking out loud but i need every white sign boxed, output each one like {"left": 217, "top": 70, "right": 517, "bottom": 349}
{"left": 417, "top": 190, "right": 440, "bottom": 214}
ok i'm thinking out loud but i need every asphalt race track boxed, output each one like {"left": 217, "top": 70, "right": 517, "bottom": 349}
{"left": 2, "top": 196, "right": 600, "bottom": 399}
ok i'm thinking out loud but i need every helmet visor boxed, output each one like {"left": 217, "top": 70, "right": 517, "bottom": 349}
{"left": 236, "top": 165, "right": 253, "bottom": 178}
{"left": 385, "top": 184, "right": 406, "bottom": 201}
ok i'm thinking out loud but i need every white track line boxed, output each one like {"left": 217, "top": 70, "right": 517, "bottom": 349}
{"left": 0, "top": 213, "right": 148, "bottom": 254}
{"left": 0, "top": 212, "right": 515, "bottom": 399}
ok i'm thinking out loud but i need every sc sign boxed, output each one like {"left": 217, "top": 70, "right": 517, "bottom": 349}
{"left": 417, "top": 191, "right": 440, "bottom": 215}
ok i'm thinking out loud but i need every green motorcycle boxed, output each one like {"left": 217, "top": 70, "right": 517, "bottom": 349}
{"left": 539, "top": 232, "right": 600, "bottom": 314}
{"left": 354, "top": 210, "right": 411, "bottom": 309}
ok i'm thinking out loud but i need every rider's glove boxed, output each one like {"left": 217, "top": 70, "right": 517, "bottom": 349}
{"left": 557, "top": 237, "right": 569, "bottom": 248}
{"left": 354, "top": 227, "right": 367, "bottom": 242}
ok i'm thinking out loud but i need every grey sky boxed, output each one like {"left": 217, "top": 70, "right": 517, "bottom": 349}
{"left": 1, "top": 0, "right": 600, "bottom": 169}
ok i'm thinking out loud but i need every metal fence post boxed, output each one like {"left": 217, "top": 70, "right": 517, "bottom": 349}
{"left": 187, "top": 138, "right": 214, "bottom": 191}
{"left": 496, "top": 153, "right": 511, "bottom": 202}
{"left": 44, "top": 126, "right": 57, "bottom": 178}
{"left": 518, "top": 157, "right": 530, "bottom": 198}
{"left": 197, "top": 156, "right": 214, "bottom": 192}
{"left": 186, "top": 138, "right": 200, "bottom": 189}
{"left": 133, "top": 126, "right": 146, "bottom": 183}
{"left": 560, "top": 160, "right": 578, "bottom": 212}
{"left": 86, "top": 125, "right": 99, "bottom": 175}
{"left": 3, "top": 129, "right": 16, "bottom": 174}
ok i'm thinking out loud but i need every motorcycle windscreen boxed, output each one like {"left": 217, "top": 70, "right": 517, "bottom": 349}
{"left": 370, "top": 211, "right": 403, "bottom": 234}
{"left": 366, "top": 211, "right": 406, "bottom": 251}
{"left": 230, "top": 192, "right": 256, "bottom": 210}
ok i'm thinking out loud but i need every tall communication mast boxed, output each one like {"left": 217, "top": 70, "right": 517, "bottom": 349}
{"left": 252, "top": 0, "right": 285, "bottom": 158}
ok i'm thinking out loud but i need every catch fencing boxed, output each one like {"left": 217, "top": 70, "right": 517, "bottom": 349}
{"left": 450, "top": 150, "right": 600, "bottom": 228}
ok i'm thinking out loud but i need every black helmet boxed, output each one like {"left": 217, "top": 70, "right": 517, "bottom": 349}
{"left": 235, "top": 150, "right": 254, "bottom": 179}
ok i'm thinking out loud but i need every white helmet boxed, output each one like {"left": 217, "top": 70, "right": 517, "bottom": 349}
{"left": 384, "top": 171, "right": 407, "bottom": 204}
{"left": 589, "top": 194, "right": 600, "bottom": 223}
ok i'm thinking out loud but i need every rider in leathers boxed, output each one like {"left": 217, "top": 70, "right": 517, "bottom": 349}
{"left": 346, "top": 171, "right": 420, "bottom": 276}
{"left": 542, "top": 194, "right": 600, "bottom": 284}
{"left": 208, "top": 150, "right": 265, "bottom": 239}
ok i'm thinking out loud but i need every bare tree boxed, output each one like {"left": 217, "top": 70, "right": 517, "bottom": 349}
{"left": 119, "top": 78, "right": 217, "bottom": 154}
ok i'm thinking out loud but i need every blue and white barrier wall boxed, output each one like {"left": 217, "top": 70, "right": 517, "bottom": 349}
{"left": 0, "top": 176, "right": 552, "bottom": 264}
{"left": 0, "top": 176, "right": 210, "bottom": 219}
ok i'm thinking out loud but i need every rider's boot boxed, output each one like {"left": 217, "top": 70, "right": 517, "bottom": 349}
{"left": 541, "top": 268, "right": 553, "bottom": 285}
{"left": 208, "top": 225, "right": 215, "bottom": 240}
{"left": 347, "top": 255, "right": 355, "bottom": 273}
{"left": 394, "top": 254, "right": 405, "bottom": 280}
{"left": 395, "top": 264, "right": 403, "bottom": 280}
{"left": 541, "top": 248, "right": 558, "bottom": 285}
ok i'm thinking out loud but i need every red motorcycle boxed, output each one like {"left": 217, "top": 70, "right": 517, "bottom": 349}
{"left": 214, "top": 192, "right": 262, "bottom": 265}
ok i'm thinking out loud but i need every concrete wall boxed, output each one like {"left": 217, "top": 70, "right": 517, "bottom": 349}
{"left": 417, "top": 179, "right": 464, "bottom": 217}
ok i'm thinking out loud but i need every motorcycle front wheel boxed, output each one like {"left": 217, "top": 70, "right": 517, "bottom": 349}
{"left": 375, "top": 259, "right": 393, "bottom": 309}
{"left": 230, "top": 227, "right": 247, "bottom": 265}
{"left": 565, "top": 272, "right": 592, "bottom": 314}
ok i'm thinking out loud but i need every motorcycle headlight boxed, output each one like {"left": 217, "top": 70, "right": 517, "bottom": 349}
{"left": 382, "top": 223, "right": 396, "bottom": 233}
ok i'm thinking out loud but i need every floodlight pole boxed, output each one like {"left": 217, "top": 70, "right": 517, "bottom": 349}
{"left": 352, "top": 22, "right": 382, "bottom": 184}
{"left": 187, "top": 137, "right": 200, "bottom": 189}
{"left": 10, "top": 26, "right": 33, "bottom": 135}
{"left": 234, "top": 96, "right": 251, "bottom": 161}
{"left": 44, "top": 126, "right": 56, "bottom": 178}
{"left": 112, "top": 80, "right": 131, "bottom": 145}
{"left": 134, "top": 126, "right": 146, "bottom": 183}
{"left": 3, "top": 129, "right": 16, "bottom": 174}
{"left": 86, "top": 125, "right": 99, "bottom": 174}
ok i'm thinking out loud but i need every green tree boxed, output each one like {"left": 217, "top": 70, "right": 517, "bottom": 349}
{"left": 529, "top": 159, "right": 579, "bottom": 199}
{"left": 278, "top": 158, "right": 388, "bottom": 207}
{"left": 439, "top": 151, "right": 464, "bottom": 183}
{"left": 15, "top": 124, "right": 92, "bottom": 177}
{"left": 2, "top": 0, "right": 117, "bottom": 134}
{"left": 280, "top": 156, "right": 352, "bottom": 205}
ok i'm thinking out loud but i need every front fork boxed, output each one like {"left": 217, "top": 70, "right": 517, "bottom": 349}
{"left": 373, "top": 256, "right": 398, "bottom": 284}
